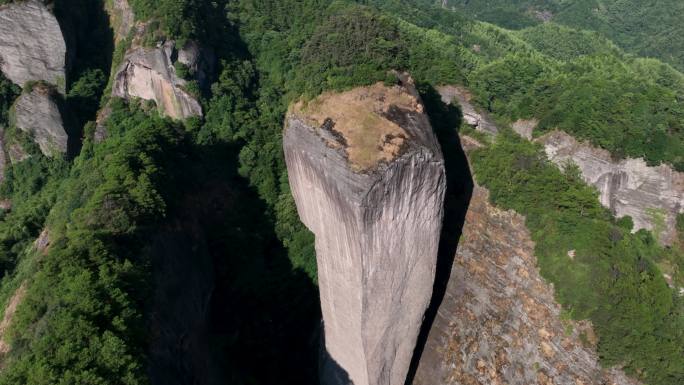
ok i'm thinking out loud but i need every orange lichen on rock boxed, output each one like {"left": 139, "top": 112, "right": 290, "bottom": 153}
{"left": 291, "top": 81, "right": 424, "bottom": 171}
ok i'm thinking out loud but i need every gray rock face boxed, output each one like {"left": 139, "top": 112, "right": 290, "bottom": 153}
{"left": 414, "top": 185, "right": 639, "bottom": 385}
{"left": 13, "top": 85, "right": 68, "bottom": 156}
{"left": 284, "top": 77, "right": 446, "bottom": 385}
{"left": 113, "top": 41, "right": 203, "bottom": 120}
{"left": 106, "top": 0, "right": 135, "bottom": 43}
{"left": 0, "top": 0, "right": 67, "bottom": 92}
{"left": 437, "top": 85, "right": 497, "bottom": 134}
{"left": 538, "top": 131, "right": 684, "bottom": 245}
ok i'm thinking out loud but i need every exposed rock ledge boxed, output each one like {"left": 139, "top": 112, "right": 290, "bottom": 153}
{"left": 112, "top": 40, "right": 205, "bottom": 120}
{"left": 284, "top": 75, "right": 446, "bottom": 385}
{"left": 0, "top": 0, "right": 67, "bottom": 92}
{"left": 537, "top": 131, "right": 684, "bottom": 245}
{"left": 437, "top": 85, "right": 498, "bottom": 134}
{"left": 415, "top": 185, "right": 639, "bottom": 385}
{"left": 13, "top": 84, "right": 68, "bottom": 156}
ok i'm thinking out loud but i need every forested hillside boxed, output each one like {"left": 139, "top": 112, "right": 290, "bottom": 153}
{"left": 0, "top": 0, "right": 681, "bottom": 384}
{"left": 438, "top": 0, "right": 684, "bottom": 72}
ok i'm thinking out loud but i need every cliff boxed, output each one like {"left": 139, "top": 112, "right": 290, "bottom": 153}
{"left": 283, "top": 75, "right": 446, "bottom": 385}
{"left": 437, "top": 85, "right": 497, "bottom": 134}
{"left": 112, "top": 39, "right": 208, "bottom": 120}
{"left": 538, "top": 131, "right": 684, "bottom": 245}
{"left": 0, "top": 0, "right": 67, "bottom": 92}
{"left": 414, "top": 184, "right": 639, "bottom": 385}
{"left": 12, "top": 83, "right": 68, "bottom": 156}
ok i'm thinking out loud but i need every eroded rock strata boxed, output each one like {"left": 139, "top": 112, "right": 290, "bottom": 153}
{"left": 414, "top": 185, "right": 639, "bottom": 385}
{"left": 0, "top": 0, "right": 67, "bottom": 92}
{"left": 284, "top": 76, "right": 446, "bottom": 385}
{"left": 538, "top": 131, "right": 684, "bottom": 245}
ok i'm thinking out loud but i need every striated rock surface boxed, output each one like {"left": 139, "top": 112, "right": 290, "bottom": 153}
{"left": 538, "top": 131, "right": 684, "bottom": 245}
{"left": 112, "top": 40, "right": 204, "bottom": 120}
{"left": 414, "top": 185, "right": 639, "bottom": 385}
{"left": 13, "top": 84, "right": 68, "bottom": 156}
{"left": 437, "top": 85, "right": 497, "bottom": 134}
{"left": 0, "top": 0, "right": 67, "bottom": 92}
{"left": 284, "top": 76, "right": 446, "bottom": 385}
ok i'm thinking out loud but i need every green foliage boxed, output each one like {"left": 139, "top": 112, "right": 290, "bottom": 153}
{"left": 0, "top": 73, "right": 19, "bottom": 127}
{"left": 0, "top": 100, "right": 188, "bottom": 385}
{"left": 516, "top": 23, "right": 622, "bottom": 61}
{"left": 471, "top": 132, "right": 684, "bottom": 384}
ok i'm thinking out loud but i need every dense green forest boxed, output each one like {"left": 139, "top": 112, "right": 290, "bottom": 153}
{"left": 438, "top": 0, "right": 684, "bottom": 72}
{"left": 0, "top": 0, "right": 682, "bottom": 384}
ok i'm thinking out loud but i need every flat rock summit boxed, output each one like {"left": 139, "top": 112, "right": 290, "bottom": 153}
{"left": 284, "top": 74, "right": 446, "bottom": 385}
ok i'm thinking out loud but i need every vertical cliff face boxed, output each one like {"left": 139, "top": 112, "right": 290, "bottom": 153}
{"left": 0, "top": 0, "right": 67, "bottom": 92}
{"left": 13, "top": 84, "right": 68, "bottom": 156}
{"left": 414, "top": 184, "right": 639, "bottom": 385}
{"left": 112, "top": 40, "right": 208, "bottom": 120}
{"left": 538, "top": 131, "right": 684, "bottom": 245}
{"left": 283, "top": 76, "right": 446, "bottom": 385}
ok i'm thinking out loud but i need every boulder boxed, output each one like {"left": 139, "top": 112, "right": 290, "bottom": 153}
{"left": 537, "top": 131, "right": 684, "bottom": 245}
{"left": 112, "top": 41, "right": 204, "bottom": 120}
{"left": 13, "top": 84, "right": 68, "bottom": 156}
{"left": 284, "top": 75, "right": 446, "bottom": 385}
{"left": 0, "top": 0, "right": 67, "bottom": 92}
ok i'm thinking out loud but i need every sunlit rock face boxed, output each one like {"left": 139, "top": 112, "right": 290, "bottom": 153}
{"left": 13, "top": 84, "right": 68, "bottom": 156}
{"left": 414, "top": 185, "right": 640, "bottom": 385}
{"left": 437, "top": 85, "right": 497, "bottom": 134}
{"left": 0, "top": 0, "right": 67, "bottom": 92}
{"left": 112, "top": 41, "right": 203, "bottom": 120}
{"left": 283, "top": 75, "right": 446, "bottom": 385}
{"left": 538, "top": 131, "right": 684, "bottom": 245}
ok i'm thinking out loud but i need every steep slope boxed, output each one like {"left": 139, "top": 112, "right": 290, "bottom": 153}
{"left": 414, "top": 185, "right": 638, "bottom": 385}
{"left": 284, "top": 75, "right": 446, "bottom": 385}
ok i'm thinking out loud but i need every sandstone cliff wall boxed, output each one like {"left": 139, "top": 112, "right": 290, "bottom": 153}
{"left": 538, "top": 131, "right": 684, "bottom": 245}
{"left": 13, "top": 84, "right": 68, "bottom": 156}
{"left": 284, "top": 77, "right": 446, "bottom": 385}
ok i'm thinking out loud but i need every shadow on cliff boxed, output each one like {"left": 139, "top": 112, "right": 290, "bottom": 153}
{"left": 53, "top": 0, "right": 114, "bottom": 158}
{"left": 405, "top": 84, "right": 474, "bottom": 385}
{"left": 145, "top": 140, "right": 321, "bottom": 385}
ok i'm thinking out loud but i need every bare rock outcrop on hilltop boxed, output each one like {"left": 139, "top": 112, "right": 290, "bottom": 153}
{"left": 284, "top": 75, "right": 446, "bottom": 385}
{"left": 112, "top": 40, "right": 209, "bottom": 120}
{"left": 414, "top": 185, "right": 639, "bottom": 385}
{"left": 538, "top": 131, "right": 684, "bottom": 245}
{"left": 0, "top": 0, "right": 67, "bottom": 92}
{"left": 437, "top": 85, "right": 497, "bottom": 134}
{"left": 13, "top": 84, "right": 68, "bottom": 156}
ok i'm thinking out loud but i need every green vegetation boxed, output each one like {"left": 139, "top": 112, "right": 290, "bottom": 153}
{"left": 470, "top": 131, "right": 684, "bottom": 383}
{"left": 440, "top": 0, "right": 684, "bottom": 72}
{"left": 0, "top": 0, "right": 682, "bottom": 384}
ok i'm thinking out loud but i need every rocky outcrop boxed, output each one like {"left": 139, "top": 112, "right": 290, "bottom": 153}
{"left": 112, "top": 40, "right": 207, "bottom": 120}
{"left": 284, "top": 75, "right": 446, "bottom": 385}
{"left": 0, "top": 0, "right": 67, "bottom": 92}
{"left": 538, "top": 131, "right": 684, "bottom": 245}
{"left": 13, "top": 84, "right": 68, "bottom": 156}
{"left": 512, "top": 118, "right": 538, "bottom": 140}
{"left": 105, "top": 0, "right": 135, "bottom": 43}
{"left": 414, "top": 185, "right": 639, "bottom": 385}
{"left": 437, "top": 85, "right": 497, "bottom": 134}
